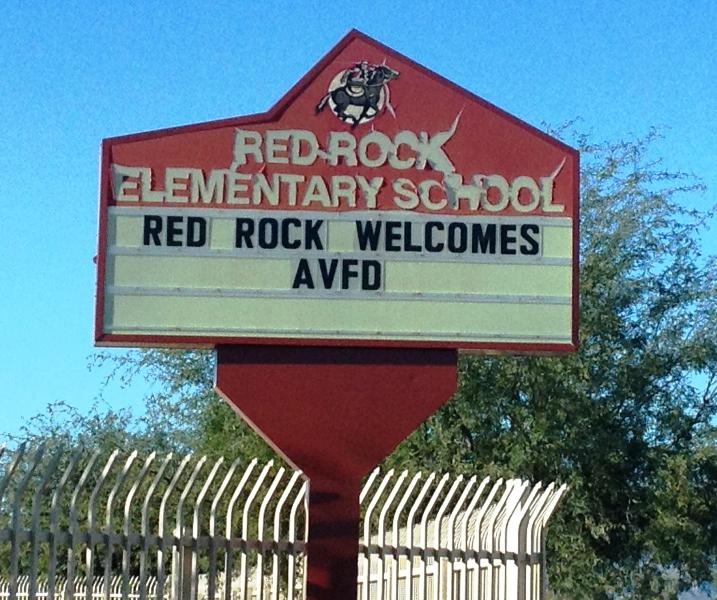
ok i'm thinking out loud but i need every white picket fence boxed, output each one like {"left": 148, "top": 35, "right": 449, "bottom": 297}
{"left": 0, "top": 445, "right": 566, "bottom": 599}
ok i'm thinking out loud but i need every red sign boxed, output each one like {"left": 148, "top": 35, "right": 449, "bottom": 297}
{"left": 96, "top": 29, "right": 579, "bottom": 353}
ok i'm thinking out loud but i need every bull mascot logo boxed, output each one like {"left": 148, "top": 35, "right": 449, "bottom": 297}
{"left": 316, "top": 61, "right": 399, "bottom": 127}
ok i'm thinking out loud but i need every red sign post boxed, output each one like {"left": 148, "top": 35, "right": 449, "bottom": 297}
{"left": 96, "top": 30, "right": 578, "bottom": 599}
{"left": 215, "top": 346, "right": 457, "bottom": 597}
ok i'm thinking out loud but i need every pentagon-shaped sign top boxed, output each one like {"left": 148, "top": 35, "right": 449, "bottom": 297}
{"left": 96, "top": 30, "right": 579, "bottom": 353}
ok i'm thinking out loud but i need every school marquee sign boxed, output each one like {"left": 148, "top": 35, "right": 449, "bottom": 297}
{"left": 95, "top": 30, "right": 579, "bottom": 351}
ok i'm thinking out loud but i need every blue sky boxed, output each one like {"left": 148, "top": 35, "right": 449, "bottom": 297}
{"left": 1, "top": 1, "right": 715, "bottom": 439}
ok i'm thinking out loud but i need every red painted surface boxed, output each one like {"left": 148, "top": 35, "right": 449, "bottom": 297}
{"left": 98, "top": 332, "right": 576, "bottom": 354}
{"left": 215, "top": 345, "right": 458, "bottom": 600}
{"left": 95, "top": 28, "right": 580, "bottom": 351}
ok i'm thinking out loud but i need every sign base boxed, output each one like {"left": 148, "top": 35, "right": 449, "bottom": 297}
{"left": 215, "top": 345, "right": 457, "bottom": 600}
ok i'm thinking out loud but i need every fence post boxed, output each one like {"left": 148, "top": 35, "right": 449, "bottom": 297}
{"left": 174, "top": 526, "right": 192, "bottom": 600}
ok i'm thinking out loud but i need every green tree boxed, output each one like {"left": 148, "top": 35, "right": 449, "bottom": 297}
{"left": 385, "top": 130, "right": 717, "bottom": 596}
{"left": 90, "top": 349, "right": 276, "bottom": 462}
{"left": 2, "top": 400, "right": 156, "bottom": 455}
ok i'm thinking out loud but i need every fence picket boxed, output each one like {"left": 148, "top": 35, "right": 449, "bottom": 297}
{"left": 0, "top": 448, "right": 566, "bottom": 600}
{"left": 376, "top": 470, "right": 408, "bottom": 600}
{"left": 105, "top": 452, "right": 138, "bottom": 600}
{"left": 208, "top": 458, "right": 241, "bottom": 600}
{"left": 123, "top": 453, "right": 157, "bottom": 600}
{"left": 29, "top": 449, "right": 63, "bottom": 600}
{"left": 11, "top": 445, "right": 46, "bottom": 600}
{"left": 172, "top": 456, "right": 207, "bottom": 600}
{"left": 192, "top": 458, "right": 224, "bottom": 600}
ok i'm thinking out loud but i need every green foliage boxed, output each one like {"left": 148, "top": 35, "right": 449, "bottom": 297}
{"left": 2, "top": 400, "right": 156, "bottom": 457}
{"left": 383, "top": 130, "right": 717, "bottom": 596}
{"left": 4, "top": 129, "right": 716, "bottom": 596}
{"left": 90, "top": 349, "right": 276, "bottom": 463}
